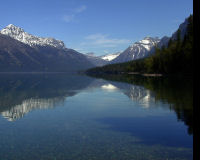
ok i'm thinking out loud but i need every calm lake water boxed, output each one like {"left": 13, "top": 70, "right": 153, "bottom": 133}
{"left": 0, "top": 73, "right": 193, "bottom": 160}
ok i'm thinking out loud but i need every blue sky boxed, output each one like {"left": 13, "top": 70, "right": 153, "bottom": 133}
{"left": 0, "top": 0, "right": 193, "bottom": 56}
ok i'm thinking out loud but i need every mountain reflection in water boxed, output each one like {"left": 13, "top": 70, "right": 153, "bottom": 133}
{"left": 0, "top": 73, "right": 193, "bottom": 135}
{"left": 0, "top": 73, "right": 94, "bottom": 121}
{"left": 91, "top": 74, "right": 193, "bottom": 135}
{"left": 0, "top": 73, "right": 193, "bottom": 160}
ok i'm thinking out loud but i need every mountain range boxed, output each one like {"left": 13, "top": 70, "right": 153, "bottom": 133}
{"left": 0, "top": 74, "right": 157, "bottom": 121}
{"left": 86, "top": 15, "right": 193, "bottom": 76}
{"left": 89, "top": 16, "right": 190, "bottom": 64}
{"left": 0, "top": 25, "right": 94, "bottom": 72}
{"left": 0, "top": 16, "right": 190, "bottom": 72}
{"left": 0, "top": 24, "right": 161, "bottom": 71}
{"left": 85, "top": 37, "right": 162, "bottom": 65}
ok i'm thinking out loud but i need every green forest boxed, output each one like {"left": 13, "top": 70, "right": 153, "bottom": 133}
{"left": 86, "top": 15, "right": 193, "bottom": 76}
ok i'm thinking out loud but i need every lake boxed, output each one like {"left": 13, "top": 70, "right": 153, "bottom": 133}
{"left": 0, "top": 73, "right": 193, "bottom": 160}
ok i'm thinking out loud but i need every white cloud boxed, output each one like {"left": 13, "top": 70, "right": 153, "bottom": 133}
{"left": 74, "top": 5, "right": 87, "bottom": 13}
{"left": 63, "top": 5, "right": 87, "bottom": 23}
{"left": 63, "top": 14, "right": 75, "bottom": 22}
{"left": 85, "top": 33, "right": 107, "bottom": 40}
{"left": 81, "top": 33, "right": 131, "bottom": 48}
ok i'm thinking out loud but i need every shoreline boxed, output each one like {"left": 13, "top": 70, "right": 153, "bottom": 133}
{"left": 124, "top": 72, "right": 163, "bottom": 77}
{"left": 86, "top": 71, "right": 193, "bottom": 78}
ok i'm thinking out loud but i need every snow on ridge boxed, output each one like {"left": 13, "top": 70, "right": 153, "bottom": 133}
{"left": 111, "top": 37, "right": 161, "bottom": 63}
{"left": 0, "top": 24, "right": 66, "bottom": 49}
{"left": 101, "top": 52, "right": 121, "bottom": 61}
{"left": 130, "top": 37, "right": 160, "bottom": 51}
{"left": 139, "top": 39, "right": 151, "bottom": 44}
{"left": 141, "top": 44, "right": 151, "bottom": 51}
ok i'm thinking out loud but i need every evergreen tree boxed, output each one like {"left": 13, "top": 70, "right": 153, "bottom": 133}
{"left": 86, "top": 15, "right": 193, "bottom": 76}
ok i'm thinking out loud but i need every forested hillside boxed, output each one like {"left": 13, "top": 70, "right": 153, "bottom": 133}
{"left": 86, "top": 15, "right": 193, "bottom": 76}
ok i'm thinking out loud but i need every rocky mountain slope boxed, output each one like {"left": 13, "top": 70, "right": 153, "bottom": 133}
{"left": 0, "top": 25, "right": 94, "bottom": 72}
{"left": 111, "top": 37, "right": 160, "bottom": 63}
{"left": 1, "top": 24, "right": 65, "bottom": 49}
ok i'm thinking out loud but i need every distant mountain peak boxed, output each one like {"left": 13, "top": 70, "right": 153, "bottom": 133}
{"left": 4, "top": 24, "right": 26, "bottom": 35}
{"left": 6, "top": 24, "right": 20, "bottom": 28}
{"left": 0, "top": 24, "right": 66, "bottom": 49}
{"left": 100, "top": 52, "right": 121, "bottom": 61}
{"left": 4, "top": 24, "right": 25, "bottom": 35}
{"left": 132, "top": 37, "right": 160, "bottom": 51}
{"left": 111, "top": 37, "right": 160, "bottom": 63}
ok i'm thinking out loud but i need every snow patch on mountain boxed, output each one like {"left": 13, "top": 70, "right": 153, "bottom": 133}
{"left": 100, "top": 52, "right": 121, "bottom": 61}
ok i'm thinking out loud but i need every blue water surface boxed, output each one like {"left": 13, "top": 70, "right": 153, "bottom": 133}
{"left": 0, "top": 73, "right": 193, "bottom": 160}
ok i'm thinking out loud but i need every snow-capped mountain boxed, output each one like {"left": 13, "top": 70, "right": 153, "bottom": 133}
{"left": 84, "top": 52, "right": 122, "bottom": 66}
{"left": 0, "top": 24, "right": 65, "bottom": 49}
{"left": 0, "top": 25, "right": 94, "bottom": 72}
{"left": 100, "top": 52, "right": 121, "bottom": 61}
{"left": 111, "top": 37, "right": 160, "bottom": 63}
